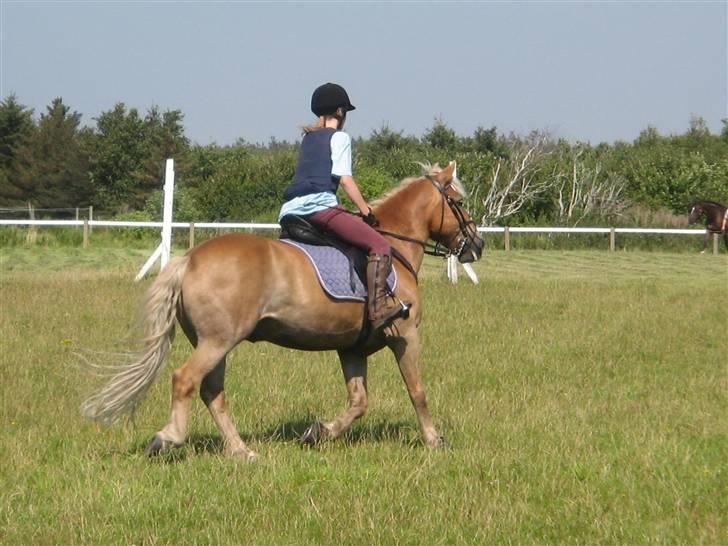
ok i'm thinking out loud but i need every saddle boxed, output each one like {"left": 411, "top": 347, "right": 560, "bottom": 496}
{"left": 279, "top": 215, "right": 376, "bottom": 298}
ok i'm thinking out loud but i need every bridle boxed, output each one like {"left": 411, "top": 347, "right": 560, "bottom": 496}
{"left": 376, "top": 176, "right": 480, "bottom": 259}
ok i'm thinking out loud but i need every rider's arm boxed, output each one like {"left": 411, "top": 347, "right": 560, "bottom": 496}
{"left": 331, "top": 132, "right": 371, "bottom": 216}
{"left": 339, "top": 175, "right": 371, "bottom": 216}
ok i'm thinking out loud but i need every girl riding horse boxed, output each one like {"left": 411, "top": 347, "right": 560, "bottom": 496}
{"left": 279, "top": 83, "right": 408, "bottom": 332}
{"left": 82, "top": 159, "right": 484, "bottom": 459}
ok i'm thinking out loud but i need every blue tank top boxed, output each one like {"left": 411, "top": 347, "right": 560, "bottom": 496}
{"left": 283, "top": 127, "right": 339, "bottom": 201}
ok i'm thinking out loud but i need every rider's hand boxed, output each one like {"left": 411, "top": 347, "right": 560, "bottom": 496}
{"left": 362, "top": 208, "right": 379, "bottom": 227}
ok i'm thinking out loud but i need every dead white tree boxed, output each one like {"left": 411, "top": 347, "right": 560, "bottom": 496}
{"left": 555, "top": 147, "right": 626, "bottom": 225}
{"left": 478, "top": 131, "right": 555, "bottom": 226}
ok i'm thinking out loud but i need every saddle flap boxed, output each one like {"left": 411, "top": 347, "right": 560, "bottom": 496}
{"left": 280, "top": 239, "right": 396, "bottom": 302}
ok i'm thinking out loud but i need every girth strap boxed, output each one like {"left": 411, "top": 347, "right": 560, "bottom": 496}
{"left": 391, "top": 247, "right": 418, "bottom": 284}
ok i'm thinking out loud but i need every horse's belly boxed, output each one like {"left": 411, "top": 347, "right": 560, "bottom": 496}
{"left": 248, "top": 315, "right": 363, "bottom": 351}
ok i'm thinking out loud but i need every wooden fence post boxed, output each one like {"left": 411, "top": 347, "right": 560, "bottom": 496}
{"left": 26, "top": 202, "right": 37, "bottom": 244}
{"left": 189, "top": 223, "right": 195, "bottom": 249}
{"left": 609, "top": 228, "right": 616, "bottom": 252}
{"left": 83, "top": 220, "right": 89, "bottom": 248}
{"left": 504, "top": 226, "right": 510, "bottom": 251}
{"left": 712, "top": 233, "right": 719, "bottom": 255}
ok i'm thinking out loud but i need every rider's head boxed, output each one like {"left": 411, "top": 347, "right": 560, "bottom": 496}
{"left": 309, "top": 83, "right": 355, "bottom": 131}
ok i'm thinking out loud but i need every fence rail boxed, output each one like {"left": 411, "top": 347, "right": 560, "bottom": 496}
{"left": 0, "top": 219, "right": 720, "bottom": 254}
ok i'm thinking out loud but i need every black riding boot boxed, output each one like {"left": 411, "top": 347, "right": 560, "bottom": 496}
{"left": 366, "top": 253, "right": 410, "bottom": 331}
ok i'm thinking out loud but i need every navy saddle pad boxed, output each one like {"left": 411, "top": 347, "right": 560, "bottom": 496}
{"left": 280, "top": 239, "right": 397, "bottom": 302}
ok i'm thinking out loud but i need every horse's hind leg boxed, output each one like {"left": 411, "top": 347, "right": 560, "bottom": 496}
{"left": 200, "top": 358, "right": 257, "bottom": 459}
{"left": 301, "top": 349, "right": 368, "bottom": 445}
{"left": 145, "top": 341, "right": 230, "bottom": 457}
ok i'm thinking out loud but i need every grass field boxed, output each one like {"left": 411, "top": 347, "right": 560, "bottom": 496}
{"left": 1, "top": 245, "right": 726, "bottom": 545}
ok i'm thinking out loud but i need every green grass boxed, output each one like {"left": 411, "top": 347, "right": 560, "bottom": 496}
{"left": 1, "top": 246, "right": 726, "bottom": 544}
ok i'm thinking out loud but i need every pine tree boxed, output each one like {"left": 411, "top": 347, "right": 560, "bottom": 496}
{"left": 0, "top": 94, "right": 36, "bottom": 206}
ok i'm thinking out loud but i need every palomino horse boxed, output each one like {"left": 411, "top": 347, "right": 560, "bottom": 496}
{"left": 688, "top": 200, "right": 728, "bottom": 252}
{"left": 82, "top": 161, "right": 484, "bottom": 459}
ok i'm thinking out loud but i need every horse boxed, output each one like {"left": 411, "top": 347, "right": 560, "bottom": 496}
{"left": 688, "top": 200, "right": 728, "bottom": 252}
{"left": 82, "top": 161, "right": 484, "bottom": 459}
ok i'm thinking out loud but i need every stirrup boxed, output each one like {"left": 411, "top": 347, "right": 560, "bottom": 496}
{"left": 371, "top": 299, "right": 411, "bottom": 331}
{"left": 398, "top": 299, "right": 411, "bottom": 320}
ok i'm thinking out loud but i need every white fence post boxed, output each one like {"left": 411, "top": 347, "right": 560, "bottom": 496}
{"left": 447, "top": 255, "right": 458, "bottom": 283}
{"left": 160, "top": 159, "right": 175, "bottom": 269}
{"left": 447, "top": 255, "right": 479, "bottom": 284}
{"left": 135, "top": 159, "right": 175, "bottom": 281}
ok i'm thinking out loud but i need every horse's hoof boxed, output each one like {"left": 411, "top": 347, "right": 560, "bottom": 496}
{"left": 226, "top": 446, "right": 259, "bottom": 461}
{"left": 144, "top": 434, "right": 174, "bottom": 456}
{"left": 300, "top": 421, "right": 325, "bottom": 446}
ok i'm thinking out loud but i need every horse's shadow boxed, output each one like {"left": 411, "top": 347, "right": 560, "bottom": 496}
{"left": 134, "top": 418, "right": 419, "bottom": 460}
{"left": 253, "top": 418, "right": 418, "bottom": 446}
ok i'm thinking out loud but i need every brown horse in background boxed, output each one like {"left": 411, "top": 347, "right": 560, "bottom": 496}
{"left": 82, "top": 161, "right": 484, "bottom": 459}
{"left": 688, "top": 200, "right": 728, "bottom": 252}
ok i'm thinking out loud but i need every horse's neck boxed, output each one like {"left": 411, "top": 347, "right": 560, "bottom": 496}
{"left": 373, "top": 182, "right": 434, "bottom": 272}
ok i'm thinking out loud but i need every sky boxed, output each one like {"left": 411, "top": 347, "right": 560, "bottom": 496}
{"left": 1, "top": 1, "right": 726, "bottom": 146}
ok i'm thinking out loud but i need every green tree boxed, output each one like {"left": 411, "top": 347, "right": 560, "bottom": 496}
{"left": 29, "top": 98, "right": 92, "bottom": 209}
{"left": 0, "top": 94, "right": 36, "bottom": 206}
{"left": 361, "top": 125, "right": 416, "bottom": 157}
{"left": 423, "top": 118, "right": 459, "bottom": 150}
{"left": 138, "top": 106, "right": 190, "bottom": 195}
{"left": 465, "top": 126, "right": 510, "bottom": 158}
{"left": 88, "top": 103, "right": 146, "bottom": 211}
{"left": 88, "top": 103, "right": 189, "bottom": 212}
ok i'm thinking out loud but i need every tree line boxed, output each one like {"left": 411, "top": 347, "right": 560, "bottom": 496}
{"left": 1, "top": 94, "right": 727, "bottom": 226}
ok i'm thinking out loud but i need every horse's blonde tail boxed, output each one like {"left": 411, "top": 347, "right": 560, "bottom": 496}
{"left": 81, "top": 255, "right": 190, "bottom": 425}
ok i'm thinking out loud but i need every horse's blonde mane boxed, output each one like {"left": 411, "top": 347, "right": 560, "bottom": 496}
{"left": 371, "top": 162, "right": 468, "bottom": 207}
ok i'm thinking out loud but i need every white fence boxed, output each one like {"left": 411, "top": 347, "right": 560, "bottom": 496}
{"left": 0, "top": 217, "right": 714, "bottom": 252}
{"left": 2, "top": 219, "right": 721, "bottom": 284}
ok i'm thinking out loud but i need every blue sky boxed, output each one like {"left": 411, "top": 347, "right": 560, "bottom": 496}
{"left": 2, "top": 1, "right": 726, "bottom": 146}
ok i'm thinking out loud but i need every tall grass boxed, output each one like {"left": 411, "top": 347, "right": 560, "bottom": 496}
{"left": 0, "top": 247, "right": 725, "bottom": 544}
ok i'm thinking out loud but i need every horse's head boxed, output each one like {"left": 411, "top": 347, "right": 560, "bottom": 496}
{"left": 688, "top": 202, "right": 704, "bottom": 225}
{"left": 425, "top": 161, "right": 484, "bottom": 263}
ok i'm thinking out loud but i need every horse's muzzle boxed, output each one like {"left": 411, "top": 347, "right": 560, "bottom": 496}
{"left": 458, "top": 234, "right": 484, "bottom": 263}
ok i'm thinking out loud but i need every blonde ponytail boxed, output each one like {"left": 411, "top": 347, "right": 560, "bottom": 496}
{"left": 301, "top": 116, "right": 327, "bottom": 134}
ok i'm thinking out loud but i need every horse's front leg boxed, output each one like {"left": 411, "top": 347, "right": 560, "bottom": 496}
{"left": 388, "top": 331, "right": 446, "bottom": 449}
{"left": 300, "top": 349, "right": 368, "bottom": 445}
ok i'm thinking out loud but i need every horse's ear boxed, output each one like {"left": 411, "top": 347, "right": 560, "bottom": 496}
{"left": 439, "top": 160, "right": 456, "bottom": 182}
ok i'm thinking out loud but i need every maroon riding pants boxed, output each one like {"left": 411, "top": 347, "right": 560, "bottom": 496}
{"left": 308, "top": 206, "right": 390, "bottom": 255}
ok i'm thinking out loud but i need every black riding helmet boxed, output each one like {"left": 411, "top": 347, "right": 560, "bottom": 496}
{"left": 311, "top": 83, "right": 356, "bottom": 117}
